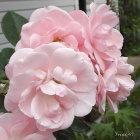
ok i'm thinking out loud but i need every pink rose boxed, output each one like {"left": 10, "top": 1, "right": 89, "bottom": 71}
{"left": 0, "top": 111, "right": 55, "bottom": 140}
{"left": 96, "top": 57, "right": 134, "bottom": 113}
{"left": 16, "top": 3, "right": 123, "bottom": 67}
{"left": 70, "top": 3, "right": 134, "bottom": 113}
{"left": 16, "top": 6, "right": 85, "bottom": 51}
{"left": 15, "top": 3, "right": 123, "bottom": 74}
{"left": 70, "top": 3, "right": 123, "bottom": 72}
{"left": 5, "top": 2, "right": 134, "bottom": 118}
{"left": 5, "top": 42, "right": 98, "bottom": 130}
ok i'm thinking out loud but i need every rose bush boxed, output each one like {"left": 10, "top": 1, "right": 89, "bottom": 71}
{"left": 15, "top": 3, "right": 134, "bottom": 113}
{"left": 0, "top": 2, "right": 135, "bottom": 140}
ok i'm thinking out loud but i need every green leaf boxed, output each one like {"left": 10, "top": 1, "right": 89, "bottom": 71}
{"left": 71, "top": 118, "right": 89, "bottom": 132}
{"left": 1, "top": 11, "right": 28, "bottom": 46}
{"left": 54, "top": 128, "right": 76, "bottom": 140}
{"left": 91, "top": 123, "right": 114, "bottom": 140}
{"left": 114, "top": 108, "right": 137, "bottom": 127}
{"left": 0, "top": 69, "right": 6, "bottom": 80}
{"left": 104, "top": 107, "right": 138, "bottom": 131}
{"left": 131, "top": 66, "right": 140, "bottom": 80}
{"left": 74, "top": 132, "right": 90, "bottom": 140}
{"left": 0, "top": 48, "right": 15, "bottom": 70}
{"left": 0, "top": 82, "right": 9, "bottom": 95}
{"left": 0, "top": 95, "right": 7, "bottom": 112}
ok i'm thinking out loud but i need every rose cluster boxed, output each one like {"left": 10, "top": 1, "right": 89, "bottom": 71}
{"left": 0, "top": 3, "right": 134, "bottom": 140}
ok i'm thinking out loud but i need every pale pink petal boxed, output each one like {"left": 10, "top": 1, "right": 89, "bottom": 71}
{"left": 13, "top": 52, "right": 49, "bottom": 75}
{"left": 29, "top": 34, "right": 53, "bottom": 48}
{"left": 102, "top": 11, "right": 119, "bottom": 27}
{"left": 70, "top": 10, "right": 88, "bottom": 30}
{"left": 8, "top": 48, "right": 33, "bottom": 65}
{"left": 29, "top": 8, "right": 48, "bottom": 22}
{"left": 51, "top": 48, "right": 98, "bottom": 92}
{"left": 23, "top": 132, "right": 56, "bottom": 140}
{"left": 65, "top": 21, "right": 84, "bottom": 47}
{"left": 74, "top": 100, "right": 92, "bottom": 117}
{"left": 4, "top": 95, "right": 18, "bottom": 111}
{"left": 5, "top": 72, "right": 33, "bottom": 111}
{"left": 93, "top": 49, "right": 106, "bottom": 72}
{"left": 30, "top": 18, "right": 54, "bottom": 35}
{"left": 21, "top": 23, "right": 33, "bottom": 48}
{"left": 19, "top": 88, "right": 36, "bottom": 117}
{"left": 35, "top": 42, "right": 66, "bottom": 58}
{"left": 30, "top": 6, "right": 73, "bottom": 26}
{"left": 0, "top": 127, "right": 9, "bottom": 140}
{"left": 56, "top": 91, "right": 77, "bottom": 109}
{"left": 23, "top": 134, "right": 47, "bottom": 140}
{"left": 63, "top": 35, "right": 78, "bottom": 50}
{"left": 59, "top": 109, "right": 74, "bottom": 129}
{"left": 40, "top": 81, "right": 70, "bottom": 97}
{"left": 31, "top": 93, "right": 48, "bottom": 120}
{"left": 15, "top": 41, "right": 25, "bottom": 50}
{"left": 116, "top": 75, "right": 135, "bottom": 90}
{"left": 107, "top": 96, "right": 118, "bottom": 113}
{"left": 108, "top": 29, "right": 124, "bottom": 49}
{"left": 96, "top": 4, "right": 110, "bottom": 14}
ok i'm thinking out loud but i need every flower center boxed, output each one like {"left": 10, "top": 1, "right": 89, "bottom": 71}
{"left": 53, "top": 37, "right": 63, "bottom": 42}
{"left": 39, "top": 66, "right": 77, "bottom": 97}
{"left": 52, "top": 66, "right": 77, "bottom": 84}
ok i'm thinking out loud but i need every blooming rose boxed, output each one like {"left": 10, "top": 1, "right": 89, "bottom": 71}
{"left": 0, "top": 111, "right": 55, "bottom": 140}
{"left": 70, "top": 3, "right": 134, "bottom": 113}
{"left": 16, "top": 3, "right": 123, "bottom": 65}
{"left": 6, "top": 2, "right": 134, "bottom": 115}
{"left": 70, "top": 3, "right": 123, "bottom": 72}
{"left": 16, "top": 6, "right": 85, "bottom": 52}
{"left": 96, "top": 57, "right": 134, "bottom": 113}
{"left": 5, "top": 42, "right": 98, "bottom": 130}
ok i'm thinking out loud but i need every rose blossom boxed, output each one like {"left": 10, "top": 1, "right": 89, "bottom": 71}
{"left": 0, "top": 111, "right": 55, "bottom": 140}
{"left": 70, "top": 3, "right": 134, "bottom": 113}
{"left": 70, "top": 3, "right": 124, "bottom": 72}
{"left": 6, "top": 2, "right": 134, "bottom": 115}
{"left": 16, "top": 6, "right": 85, "bottom": 52}
{"left": 96, "top": 57, "right": 134, "bottom": 113}
{"left": 16, "top": 3, "right": 123, "bottom": 64}
{"left": 5, "top": 42, "right": 98, "bottom": 130}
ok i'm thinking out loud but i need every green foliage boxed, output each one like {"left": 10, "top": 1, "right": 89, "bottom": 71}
{"left": 91, "top": 122, "right": 114, "bottom": 140}
{"left": 0, "top": 69, "right": 6, "bottom": 80}
{"left": 131, "top": 66, "right": 140, "bottom": 80}
{"left": 105, "top": 108, "right": 138, "bottom": 131}
{"left": 1, "top": 11, "right": 28, "bottom": 46}
{"left": 74, "top": 132, "right": 94, "bottom": 140}
{"left": 54, "top": 118, "right": 90, "bottom": 140}
{"left": 0, "top": 95, "right": 7, "bottom": 112}
{"left": 0, "top": 82, "right": 9, "bottom": 95}
{"left": 54, "top": 128, "right": 76, "bottom": 140}
{"left": 127, "top": 66, "right": 140, "bottom": 112}
{"left": 71, "top": 118, "right": 89, "bottom": 132}
{"left": 119, "top": 0, "right": 140, "bottom": 56}
{"left": 74, "top": 107, "right": 138, "bottom": 140}
{"left": 0, "top": 48, "right": 14, "bottom": 112}
{"left": 0, "top": 48, "right": 15, "bottom": 70}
